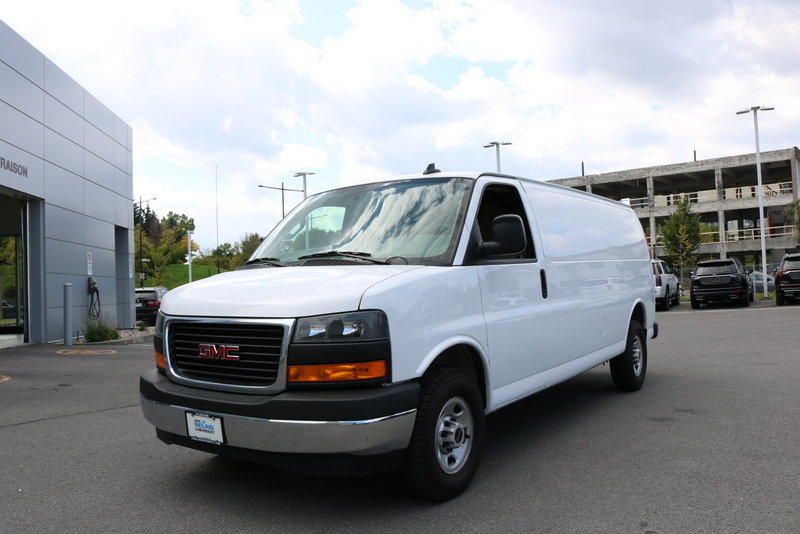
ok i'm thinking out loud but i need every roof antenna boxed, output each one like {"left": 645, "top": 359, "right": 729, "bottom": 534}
{"left": 422, "top": 163, "right": 440, "bottom": 175}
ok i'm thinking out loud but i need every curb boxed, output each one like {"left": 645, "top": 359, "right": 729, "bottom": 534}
{"left": 77, "top": 333, "right": 154, "bottom": 346}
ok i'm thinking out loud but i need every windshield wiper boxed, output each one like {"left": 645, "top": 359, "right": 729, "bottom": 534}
{"left": 297, "top": 250, "right": 391, "bottom": 264}
{"left": 243, "top": 257, "right": 286, "bottom": 267}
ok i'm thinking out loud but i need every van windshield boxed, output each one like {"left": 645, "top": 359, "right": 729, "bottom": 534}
{"left": 250, "top": 177, "right": 473, "bottom": 265}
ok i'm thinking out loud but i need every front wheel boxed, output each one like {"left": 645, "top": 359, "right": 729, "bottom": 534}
{"left": 401, "top": 366, "right": 484, "bottom": 501}
{"left": 610, "top": 320, "right": 647, "bottom": 391}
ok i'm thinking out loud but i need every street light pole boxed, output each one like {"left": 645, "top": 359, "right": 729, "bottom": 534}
{"left": 736, "top": 106, "right": 774, "bottom": 298}
{"left": 187, "top": 229, "right": 194, "bottom": 283}
{"left": 257, "top": 184, "right": 303, "bottom": 217}
{"left": 293, "top": 172, "right": 315, "bottom": 199}
{"left": 483, "top": 141, "right": 512, "bottom": 173}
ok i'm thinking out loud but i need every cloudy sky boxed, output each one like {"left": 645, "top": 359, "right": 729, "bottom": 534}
{"left": 3, "top": 0, "right": 799, "bottom": 250}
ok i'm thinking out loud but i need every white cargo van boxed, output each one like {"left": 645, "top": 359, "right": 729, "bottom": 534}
{"left": 140, "top": 170, "right": 657, "bottom": 501}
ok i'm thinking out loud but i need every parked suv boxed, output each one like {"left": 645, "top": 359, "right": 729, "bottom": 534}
{"left": 775, "top": 253, "right": 800, "bottom": 306}
{"left": 135, "top": 286, "right": 168, "bottom": 325}
{"left": 690, "top": 258, "right": 754, "bottom": 309}
{"left": 653, "top": 259, "right": 680, "bottom": 311}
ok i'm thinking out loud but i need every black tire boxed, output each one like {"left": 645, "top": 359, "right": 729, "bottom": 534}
{"left": 401, "top": 366, "right": 484, "bottom": 501}
{"left": 660, "top": 289, "right": 671, "bottom": 311}
{"left": 610, "top": 320, "right": 647, "bottom": 392}
{"left": 691, "top": 296, "right": 700, "bottom": 309}
{"left": 776, "top": 291, "right": 785, "bottom": 306}
{"left": 672, "top": 288, "right": 681, "bottom": 306}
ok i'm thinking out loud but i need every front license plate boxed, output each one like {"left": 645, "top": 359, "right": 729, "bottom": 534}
{"left": 186, "top": 412, "right": 225, "bottom": 444}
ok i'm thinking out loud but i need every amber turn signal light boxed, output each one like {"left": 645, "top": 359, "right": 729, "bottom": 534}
{"left": 288, "top": 360, "right": 387, "bottom": 383}
{"left": 154, "top": 350, "right": 166, "bottom": 371}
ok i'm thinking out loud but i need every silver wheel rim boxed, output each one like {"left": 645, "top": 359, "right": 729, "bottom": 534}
{"left": 631, "top": 335, "right": 643, "bottom": 376}
{"left": 435, "top": 396, "right": 473, "bottom": 474}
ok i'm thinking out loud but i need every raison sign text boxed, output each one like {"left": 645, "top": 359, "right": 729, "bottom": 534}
{"left": 1, "top": 157, "right": 28, "bottom": 177}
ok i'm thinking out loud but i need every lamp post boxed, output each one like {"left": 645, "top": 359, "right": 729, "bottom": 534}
{"left": 257, "top": 183, "right": 304, "bottom": 217}
{"left": 293, "top": 172, "right": 314, "bottom": 199}
{"left": 736, "top": 106, "right": 774, "bottom": 298}
{"left": 483, "top": 141, "right": 512, "bottom": 173}
{"left": 137, "top": 196, "right": 156, "bottom": 287}
{"left": 187, "top": 229, "right": 194, "bottom": 283}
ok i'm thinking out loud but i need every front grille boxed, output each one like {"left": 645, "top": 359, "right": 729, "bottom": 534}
{"left": 168, "top": 322, "right": 285, "bottom": 387}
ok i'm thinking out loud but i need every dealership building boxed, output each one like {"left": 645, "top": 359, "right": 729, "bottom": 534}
{"left": 1, "top": 20, "right": 134, "bottom": 348}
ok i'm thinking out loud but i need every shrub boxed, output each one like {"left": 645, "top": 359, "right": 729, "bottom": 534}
{"left": 83, "top": 316, "right": 120, "bottom": 342}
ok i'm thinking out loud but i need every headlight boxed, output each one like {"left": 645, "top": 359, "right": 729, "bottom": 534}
{"left": 293, "top": 311, "right": 388, "bottom": 343}
{"left": 154, "top": 311, "right": 165, "bottom": 337}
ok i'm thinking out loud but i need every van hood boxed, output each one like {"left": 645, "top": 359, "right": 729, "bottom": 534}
{"left": 160, "top": 265, "right": 424, "bottom": 319}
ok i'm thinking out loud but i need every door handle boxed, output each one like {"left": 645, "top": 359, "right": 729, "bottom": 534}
{"left": 540, "top": 269, "right": 548, "bottom": 299}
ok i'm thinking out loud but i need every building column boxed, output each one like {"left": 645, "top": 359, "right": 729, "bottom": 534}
{"left": 647, "top": 176, "right": 657, "bottom": 254}
{"left": 715, "top": 167, "right": 727, "bottom": 259}
{"left": 791, "top": 148, "right": 799, "bottom": 202}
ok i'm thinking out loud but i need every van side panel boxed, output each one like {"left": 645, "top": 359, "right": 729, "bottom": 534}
{"left": 523, "top": 182, "right": 653, "bottom": 363}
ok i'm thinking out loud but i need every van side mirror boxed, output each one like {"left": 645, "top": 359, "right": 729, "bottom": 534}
{"left": 479, "top": 214, "right": 526, "bottom": 257}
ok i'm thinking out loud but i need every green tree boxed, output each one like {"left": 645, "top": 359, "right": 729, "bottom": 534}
{"left": 237, "top": 232, "right": 264, "bottom": 263}
{"left": 133, "top": 204, "right": 197, "bottom": 284}
{"left": 658, "top": 196, "right": 702, "bottom": 268}
{"left": 161, "top": 211, "right": 195, "bottom": 239}
{"left": 786, "top": 200, "right": 800, "bottom": 244}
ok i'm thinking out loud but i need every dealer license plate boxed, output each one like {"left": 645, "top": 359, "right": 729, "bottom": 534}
{"left": 186, "top": 412, "right": 225, "bottom": 444}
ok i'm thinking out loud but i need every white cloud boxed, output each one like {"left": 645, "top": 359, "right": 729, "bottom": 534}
{"left": 4, "top": 0, "right": 799, "bottom": 249}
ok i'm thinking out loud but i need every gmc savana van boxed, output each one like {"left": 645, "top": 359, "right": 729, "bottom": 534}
{"left": 140, "top": 171, "right": 658, "bottom": 501}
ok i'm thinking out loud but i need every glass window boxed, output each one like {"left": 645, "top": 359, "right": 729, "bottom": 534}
{"left": 695, "top": 262, "right": 737, "bottom": 275}
{"left": 251, "top": 178, "right": 473, "bottom": 265}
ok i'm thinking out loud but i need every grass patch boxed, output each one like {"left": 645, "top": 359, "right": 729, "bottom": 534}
{"left": 140, "top": 264, "right": 227, "bottom": 290}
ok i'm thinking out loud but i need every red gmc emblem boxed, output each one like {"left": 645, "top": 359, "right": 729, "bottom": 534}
{"left": 197, "top": 343, "right": 240, "bottom": 360}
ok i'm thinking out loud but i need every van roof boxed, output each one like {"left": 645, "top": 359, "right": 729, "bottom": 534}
{"left": 318, "top": 172, "right": 631, "bottom": 210}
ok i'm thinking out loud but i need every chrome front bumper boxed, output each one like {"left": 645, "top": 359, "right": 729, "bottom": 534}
{"left": 140, "top": 396, "right": 416, "bottom": 456}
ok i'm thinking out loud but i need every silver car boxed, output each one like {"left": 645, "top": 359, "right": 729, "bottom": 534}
{"left": 653, "top": 259, "right": 681, "bottom": 311}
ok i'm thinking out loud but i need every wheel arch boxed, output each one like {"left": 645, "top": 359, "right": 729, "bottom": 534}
{"left": 630, "top": 299, "right": 646, "bottom": 329}
{"left": 417, "top": 341, "right": 489, "bottom": 412}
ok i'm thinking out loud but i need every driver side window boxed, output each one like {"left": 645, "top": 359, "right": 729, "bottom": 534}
{"left": 474, "top": 184, "right": 536, "bottom": 261}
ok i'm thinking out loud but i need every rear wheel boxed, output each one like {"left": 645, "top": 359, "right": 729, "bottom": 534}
{"left": 401, "top": 366, "right": 484, "bottom": 501}
{"left": 660, "top": 289, "right": 671, "bottom": 311}
{"left": 610, "top": 320, "right": 647, "bottom": 391}
{"left": 776, "top": 291, "right": 785, "bottom": 306}
{"left": 691, "top": 296, "right": 700, "bottom": 309}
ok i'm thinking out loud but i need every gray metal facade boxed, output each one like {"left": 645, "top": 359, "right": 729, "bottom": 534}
{"left": 0, "top": 20, "right": 134, "bottom": 343}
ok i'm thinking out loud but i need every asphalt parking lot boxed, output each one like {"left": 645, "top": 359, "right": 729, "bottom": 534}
{"left": 1, "top": 300, "right": 798, "bottom": 533}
